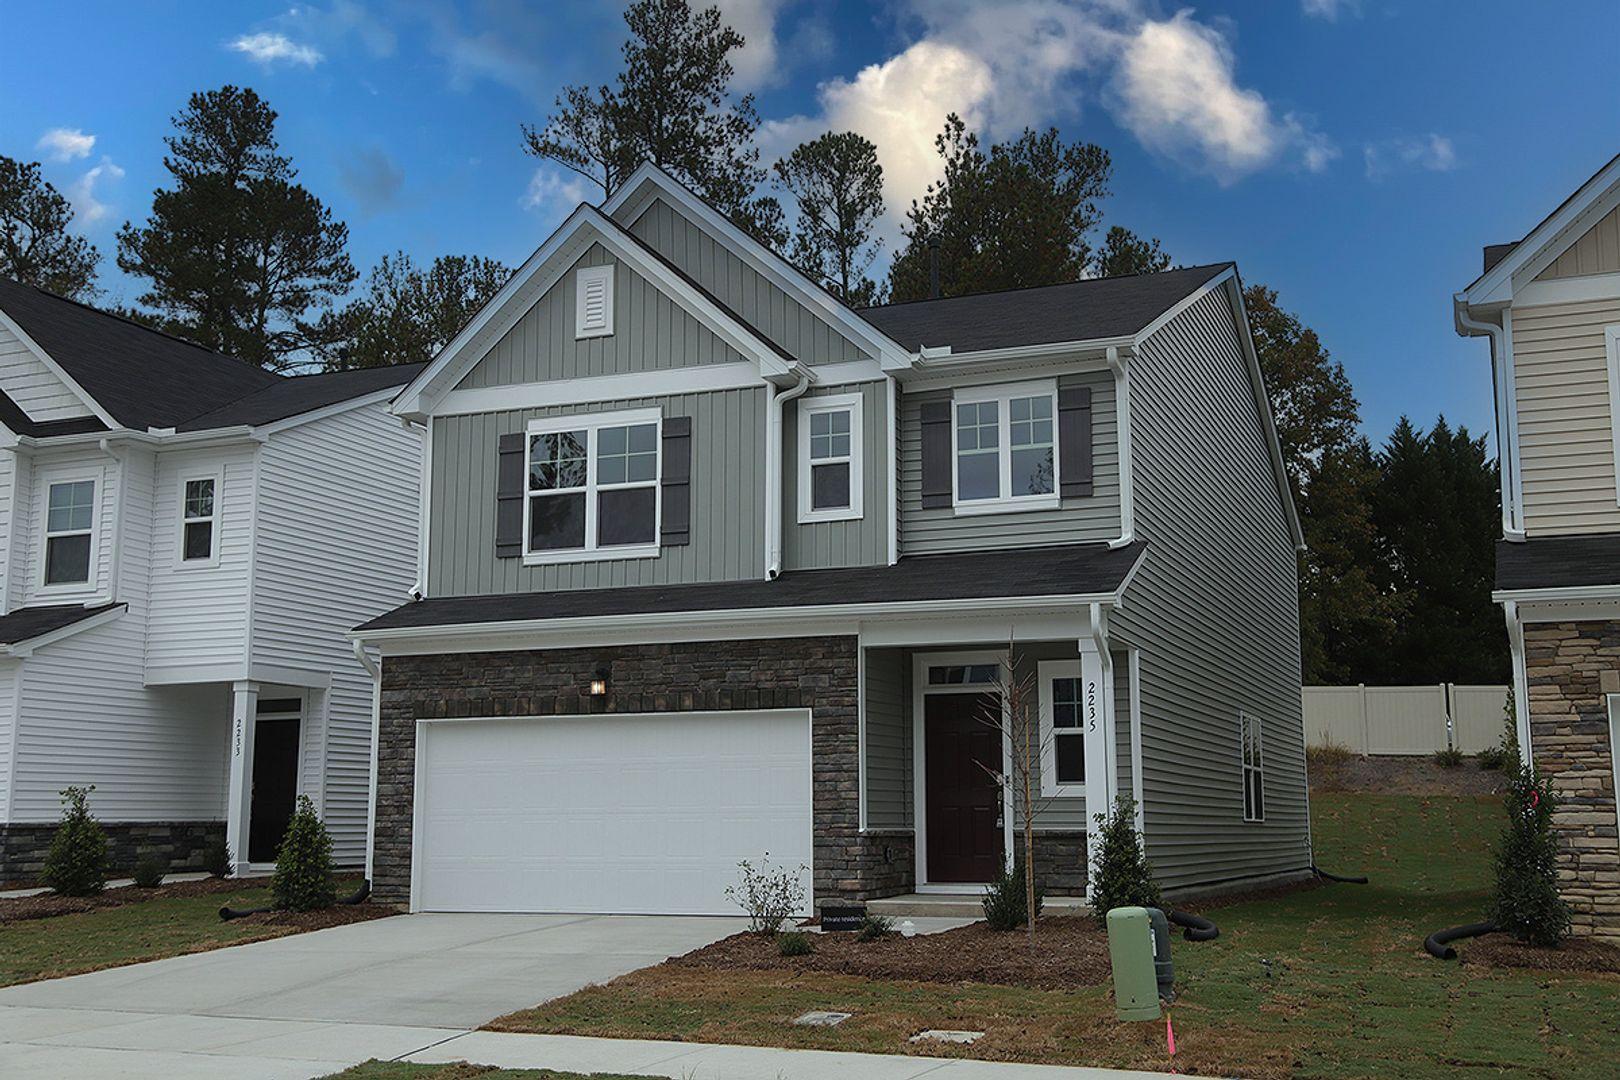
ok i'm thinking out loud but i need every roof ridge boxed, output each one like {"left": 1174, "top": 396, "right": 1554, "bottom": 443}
{"left": 856, "top": 262, "right": 1233, "bottom": 312}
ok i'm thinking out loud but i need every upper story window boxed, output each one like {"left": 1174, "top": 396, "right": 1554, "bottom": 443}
{"left": 179, "top": 474, "right": 220, "bottom": 566}
{"left": 953, "top": 380, "right": 1059, "bottom": 514}
{"left": 526, "top": 408, "right": 660, "bottom": 564}
{"left": 798, "top": 392, "right": 863, "bottom": 523}
{"left": 1240, "top": 712, "right": 1265, "bottom": 822}
{"left": 574, "top": 264, "right": 615, "bottom": 338}
{"left": 43, "top": 477, "right": 96, "bottom": 586}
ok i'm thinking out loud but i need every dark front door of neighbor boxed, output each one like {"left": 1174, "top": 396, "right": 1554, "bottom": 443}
{"left": 248, "top": 718, "right": 301, "bottom": 863}
{"left": 925, "top": 691, "right": 1004, "bottom": 883}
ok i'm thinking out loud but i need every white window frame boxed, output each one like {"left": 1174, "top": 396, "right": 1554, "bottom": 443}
{"left": 574, "top": 264, "right": 615, "bottom": 339}
{"left": 797, "top": 392, "right": 864, "bottom": 524}
{"left": 522, "top": 407, "right": 662, "bottom": 566}
{"left": 1604, "top": 325, "right": 1620, "bottom": 506}
{"left": 1037, "top": 659, "right": 1089, "bottom": 799}
{"left": 950, "top": 378, "right": 1060, "bottom": 516}
{"left": 1240, "top": 712, "right": 1265, "bottom": 823}
{"left": 38, "top": 466, "right": 102, "bottom": 594}
{"left": 175, "top": 469, "right": 223, "bottom": 569}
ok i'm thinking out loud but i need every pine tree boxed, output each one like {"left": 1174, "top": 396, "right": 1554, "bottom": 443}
{"left": 1490, "top": 760, "right": 1570, "bottom": 946}
{"left": 1094, "top": 226, "right": 1172, "bottom": 277}
{"left": 42, "top": 785, "right": 109, "bottom": 897}
{"left": 316, "top": 251, "right": 509, "bottom": 370}
{"left": 1089, "top": 794, "right": 1161, "bottom": 924}
{"left": 773, "top": 132, "right": 886, "bottom": 304}
{"left": 271, "top": 795, "right": 337, "bottom": 912}
{"left": 0, "top": 155, "right": 100, "bottom": 299}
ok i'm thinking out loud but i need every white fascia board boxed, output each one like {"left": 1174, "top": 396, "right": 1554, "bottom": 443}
{"left": 1493, "top": 584, "right": 1620, "bottom": 605}
{"left": 897, "top": 340, "right": 1125, "bottom": 388}
{"left": 255, "top": 384, "right": 405, "bottom": 436}
{"left": 3, "top": 603, "right": 127, "bottom": 657}
{"left": 603, "top": 164, "right": 913, "bottom": 371}
{"left": 1514, "top": 270, "right": 1620, "bottom": 308}
{"left": 0, "top": 306, "right": 120, "bottom": 429}
{"left": 1463, "top": 152, "right": 1620, "bottom": 308}
{"left": 17, "top": 426, "right": 258, "bottom": 452}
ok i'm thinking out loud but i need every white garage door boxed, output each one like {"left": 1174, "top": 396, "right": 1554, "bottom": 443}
{"left": 413, "top": 710, "right": 813, "bottom": 915}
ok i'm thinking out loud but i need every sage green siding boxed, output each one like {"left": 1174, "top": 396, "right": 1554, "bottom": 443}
{"left": 782, "top": 381, "right": 890, "bottom": 571}
{"left": 1110, "top": 283, "right": 1308, "bottom": 890}
{"left": 457, "top": 244, "right": 747, "bottom": 388}
{"left": 896, "top": 370, "right": 1120, "bottom": 555}
{"left": 427, "top": 388, "right": 765, "bottom": 595}
{"left": 628, "top": 198, "right": 871, "bottom": 365}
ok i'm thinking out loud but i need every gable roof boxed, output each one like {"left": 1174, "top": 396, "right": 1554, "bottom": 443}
{"left": 0, "top": 602, "right": 125, "bottom": 652}
{"left": 176, "top": 362, "right": 426, "bottom": 432}
{"left": 857, "top": 264, "right": 1233, "bottom": 353}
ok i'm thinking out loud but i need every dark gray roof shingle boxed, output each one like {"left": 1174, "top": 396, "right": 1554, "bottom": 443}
{"left": 356, "top": 541, "right": 1144, "bottom": 633}
{"left": 856, "top": 264, "right": 1231, "bottom": 353}
{"left": 1497, "top": 534, "right": 1620, "bottom": 592}
{"left": 0, "top": 602, "right": 124, "bottom": 646}
{"left": 176, "top": 363, "right": 426, "bottom": 431}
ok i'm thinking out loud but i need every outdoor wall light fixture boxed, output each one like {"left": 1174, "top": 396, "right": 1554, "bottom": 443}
{"left": 588, "top": 668, "right": 610, "bottom": 696}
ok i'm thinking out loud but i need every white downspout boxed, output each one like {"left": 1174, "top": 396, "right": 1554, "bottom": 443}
{"left": 1456, "top": 300, "right": 1523, "bottom": 541}
{"left": 1503, "top": 601, "right": 1532, "bottom": 768}
{"left": 97, "top": 437, "right": 127, "bottom": 602}
{"left": 1105, "top": 347, "right": 1135, "bottom": 550}
{"left": 353, "top": 638, "right": 382, "bottom": 883}
{"left": 765, "top": 370, "right": 811, "bottom": 580}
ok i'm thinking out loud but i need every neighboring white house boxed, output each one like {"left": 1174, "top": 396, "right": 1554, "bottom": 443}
{"left": 0, "top": 277, "right": 422, "bottom": 880}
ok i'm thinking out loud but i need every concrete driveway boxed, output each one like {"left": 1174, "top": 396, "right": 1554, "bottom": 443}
{"left": 0, "top": 912, "right": 745, "bottom": 1078}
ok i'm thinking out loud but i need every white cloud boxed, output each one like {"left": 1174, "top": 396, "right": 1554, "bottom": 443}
{"left": 36, "top": 128, "right": 95, "bottom": 163}
{"left": 522, "top": 168, "right": 593, "bottom": 222}
{"left": 712, "top": 0, "right": 789, "bottom": 90}
{"left": 1301, "top": 0, "right": 1361, "bottom": 20}
{"left": 1297, "top": 124, "right": 1341, "bottom": 173}
{"left": 229, "top": 31, "right": 324, "bottom": 67}
{"left": 65, "top": 157, "right": 125, "bottom": 225}
{"left": 1363, "top": 133, "right": 1457, "bottom": 180}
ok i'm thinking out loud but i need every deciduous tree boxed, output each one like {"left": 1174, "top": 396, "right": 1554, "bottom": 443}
{"left": 0, "top": 155, "right": 100, "bottom": 299}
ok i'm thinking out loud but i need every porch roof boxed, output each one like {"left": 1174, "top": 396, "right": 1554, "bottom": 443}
{"left": 1496, "top": 533, "right": 1620, "bottom": 593}
{"left": 356, "top": 541, "right": 1145, "bottom": 634}
{"left": 0, "top": 602, "right": 124, "bottom": 647}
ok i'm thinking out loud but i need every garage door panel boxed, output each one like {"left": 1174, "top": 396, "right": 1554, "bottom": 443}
{"left": 415, "top": 711, "right": 813, "bottom": 915}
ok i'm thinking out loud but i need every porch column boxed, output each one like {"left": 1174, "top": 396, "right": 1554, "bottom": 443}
{"left": 225, "top": 680, "right": 260, "bottom": 876}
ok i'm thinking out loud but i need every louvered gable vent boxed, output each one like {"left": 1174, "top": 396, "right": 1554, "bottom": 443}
{"left": 575, "top": 264, "right": 615, "bottom": 339}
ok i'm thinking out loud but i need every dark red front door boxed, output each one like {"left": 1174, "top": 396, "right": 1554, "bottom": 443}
{"left": 925, "top": 691, "right": 1004, "bottom": 883}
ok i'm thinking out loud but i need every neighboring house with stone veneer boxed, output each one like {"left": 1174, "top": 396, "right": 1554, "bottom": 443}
{"left": 1459, "top": 152, "right": 1620, "bottom": 940}
{"left": 0, "top": 277, "right": 422, "bottom": 882}
{"left": 353, "top": 163, "right": 1308, "bottom": 917}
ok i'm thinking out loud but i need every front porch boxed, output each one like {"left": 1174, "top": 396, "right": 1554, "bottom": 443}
{"left": 868, "top": 891, "right": 1092, "bottom": 919}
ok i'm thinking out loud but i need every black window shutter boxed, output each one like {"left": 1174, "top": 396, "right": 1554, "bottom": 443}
{"left": 661, "top": 416, "right": 692, "bottom": 546}
{"left": 495, "top": 432, "right": 525, "bottom": 558}
{"left": 1058, "top": 386, "right": 1093, "bottom": 499}
{"left": 919, "top": 399, "right": 952, "bottom": 508}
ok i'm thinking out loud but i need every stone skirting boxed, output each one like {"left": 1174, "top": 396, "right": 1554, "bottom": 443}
{"left": 375, "top": 637, "right": 880, "bottom": 910}
{"left": 0, "top": 820, "right": 224, "bottom": 887}
{"left": 1031, "top": 830, "right": 1088, "bottom": 896}
{"left": 1524, "top": 620, "right": 1620, "bottom": 940}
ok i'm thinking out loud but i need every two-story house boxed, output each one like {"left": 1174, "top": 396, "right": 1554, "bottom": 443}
{"left": 1457, "top": 151, "right": 1620, "bottom": 941}
{"left": 353, "top": 164, "right": 1309, "bottom": 918}
{"left": 0, "top": 278, "right": 422, "bottom": 881}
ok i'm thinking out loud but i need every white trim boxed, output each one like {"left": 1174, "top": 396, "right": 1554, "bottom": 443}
{"left": 1106, "top": 347, "right": 1135, "bottom": 548}
{"left": 0, "top": 602, "right": 126, "bottom": 657}
{"left": 1240, "top": 711, "right": 1265, "bottom": 823}
{"left": 797, "top": 391, "right": 863, "bottom": 523}
{"left": 174, "top": 468, "right": 224, "bottom": 569}
{"left": 603, "top": 164, "right": 913, "bottom": 370}
{"left": 1128, "top": 649, "right": 1144, "bottom": 834}
{"left": 256, "top": 384, "right": 406, "bottom": 437}
{"left": 36, "top": 465, "right": 103, "bottom": 596}
{"left": 1505, "top": 601, "right": 1532, "bottom": 767}
{"left": 574, "top": 264, "right": 614, "bottom": 339}
{"left": 438, "top": 362, "right": 779, "bottom": 418}
{"left": 1036, "top": 658, "right": 1086, "bottom": 799}
{"left": 911, "top": 649, "right": 1011, "bottom": 887}
{"left": 1, "top": 657, "right": 22, "bottom": 821}
{"left": 1517, "top": 270, "right": 1620, "bottom": 308}
{"left": 521, "top": 407, "right": 662, "bottom": 566}
{"left": 1503, "top": 308, "right": 1526, "bottom": 534}
{"left": 1493, "top": 583, "right": 1620, "bottom": 605}
{"left": 415, "top": 417, "right": 432, "bottom": 598}
{"left": 885, "top": 375, "right": 899, "bottom": 565}
{"left": 1607, "top": 325, "right": 1620, "bottom": 508}
{"left": 1463, "top": 153, "right": 1620, "bottom": 307}
{"left": 857, "top": 643, "right": 867, "bottom": 832}
{"left": 0, "top": 305, "right": 119, "bottom": 428}
{"left": 950, "top": 378, "right": 1061, "bottom": 514}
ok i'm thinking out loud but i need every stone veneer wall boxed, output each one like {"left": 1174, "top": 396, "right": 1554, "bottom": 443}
{"left": 1524, "top": 620, "right": 1620, "bottom": 940}
{"left": 1031, "top": 831, "right": 1088, "bottom": 896}
{"left": 374, "top": 636, "right": 913, "bottom": 911}
{"left": 0, "top": 821, "right": 224, "bottom": 887}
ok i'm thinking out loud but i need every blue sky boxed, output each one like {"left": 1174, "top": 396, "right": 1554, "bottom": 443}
{"left": 2, "top": 1, "right": 1617, "bottom": 447}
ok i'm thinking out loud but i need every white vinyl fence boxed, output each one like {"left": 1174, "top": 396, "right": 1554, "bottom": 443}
{"left": 1303, "top": 684, "right": 1510, "bottom": 756}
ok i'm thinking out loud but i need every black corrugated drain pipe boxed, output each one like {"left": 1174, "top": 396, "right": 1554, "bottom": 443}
{"left": 1425, "top": 920, "right": 1498, "bottom": 960}
{"left": 220, "top": 878, "right": 371, "bottom": 921}
{"left": 1166, "top": 909, "right": 1220, "bottom": 941}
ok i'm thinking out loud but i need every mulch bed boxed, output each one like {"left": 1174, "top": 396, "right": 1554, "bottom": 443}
{"left": 670, "top": 915, "right": 1113, "bottom": 990}
{"left": 224, "top": 903, "right": 397, "bottom": 932}
{"left": 1464, "top": 935, "right": 1620, "bottom": 974}
{"left": 0, "top": 876, "right": 263, "bottom": 923}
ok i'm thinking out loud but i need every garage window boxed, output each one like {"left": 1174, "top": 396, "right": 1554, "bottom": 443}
{"left": 526, "top": 408, "right": 661, "bottom": 563}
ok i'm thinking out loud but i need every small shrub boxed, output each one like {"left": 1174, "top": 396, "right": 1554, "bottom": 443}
{"left": 724, "top": 854, "right": 807, "bottom": 935}
{"left": 1433, "top": 746, "right": 1464, "bottom": 768}
{"left": 271, "top": 795, "right": 337, "bottom": 912}
{"left": 1491, "top": 760, "right": 1571, "bottom": 947}
{"left": 983, "top": 859, "right": 1043, "bottom": 931}
{"left": 856, "top": 913, "right": 894, "bottom": 942}
{"left": 1089, "top": 794, "right": 1161, "bottom": 926}
{"left": 1479, "top": 693, "right": 1521, "bottom": 772}
{"left": 202, "top": 836, "right": 233, "bottom": 879}
{"left": 41, "top": 785, "right": 109, "bottom": 897}
{"left": 132, "top": 851, "right": 166, "bottom": 889}
{"left": 777, "top": 930, "right": 814, "bottom": 957}
{"left": 1476, "top": 745, "right": 1509, "bottom": 771}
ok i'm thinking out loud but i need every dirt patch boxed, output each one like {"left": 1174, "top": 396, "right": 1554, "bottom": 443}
{"left": 1309, "top": 751, "right": 1508, "bottom": 796}
{"left": 671, "top": 915, "right": 1112, "bottom": 990}
{"left": 1180, "top": 875, "right": 1326, "bottom": 913}
{"left": 226, "top": 903, "right": 397, "bottom": 932}
{"left": 0, "top": 876, "right": 263, "bottom": 923}
{"left": 1464, "top": 935, "right": 1620, "bottom": 975}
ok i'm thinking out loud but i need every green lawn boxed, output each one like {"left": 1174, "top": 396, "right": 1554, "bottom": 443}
{"left": 0, "top": 879, "right": 370, "bottom": 987}
{"left": 491, "top": 793, "right": 1620, "bottom": 1080}
{"left": 324, "top": 1064, "right": 647, "bottom": 1080}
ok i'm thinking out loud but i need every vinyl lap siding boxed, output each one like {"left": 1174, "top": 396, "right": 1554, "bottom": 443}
{"left": 628, "top": 198, "right": 871, "bottom": 365}
{"left": 1511, "top": 297, "right": 1620, "bottom": 535}
{"left": 429, "top": 387, "right": 765, "bottom": 596}
{"left": 1111, "top": 285, "right": 1307, "bottom": 890}
{"left": 17, "top": 446, "right": 118, "bottom": 608}
{"left": 897, "top": 370, "right": 1119, "bottom": 555}
{"left": 783, "top": 382, "right": 889, "bottom": 571}
{"left": 0, "top": 322, "right": 93, "bottom": 422}
{"left": 0, "top": 451, "right": 13, "bottom": 613}
{"left": 253, "top": 405, "right": 422, "bottom": 863}
{"left": 1537, "top": 205, "right": 1620, "bottom": 280}
{"left": 0, "top": 660, "right": 16, "bottom": 819}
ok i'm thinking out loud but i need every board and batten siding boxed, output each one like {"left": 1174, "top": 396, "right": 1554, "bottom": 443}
{"left": 1110, "top": 283, "right": 1308, "bottom": 891}
{"left": 1510, "top": 296, "right": 1620, "bottom": 535}
{"left": 457, "top": 244, "right": 748, "bottom": 389}
{"left": 428, "top": 387, "right": 765, "bottom": 596}
{"left": 252, "top": 404, "right": 422, "bottom": 862}
{"left": 1537, "top": 204, "right": 1620, "bottom": 280}
{"left": 782, "top": 382, "right": 889, "bottom": 571}
{"left": 0, "top": 321, "right": 93, "bottom": 423}
{"left": 896, "top": 370, "right": 1119, "bottom": 556}
{"left": 628, "top": 198, "right": 871, "bottom": 365}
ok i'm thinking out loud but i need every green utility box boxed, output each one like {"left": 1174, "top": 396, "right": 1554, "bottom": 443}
{"left": 1106, "top": 906, "right": 1162, "bottom": 1021}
